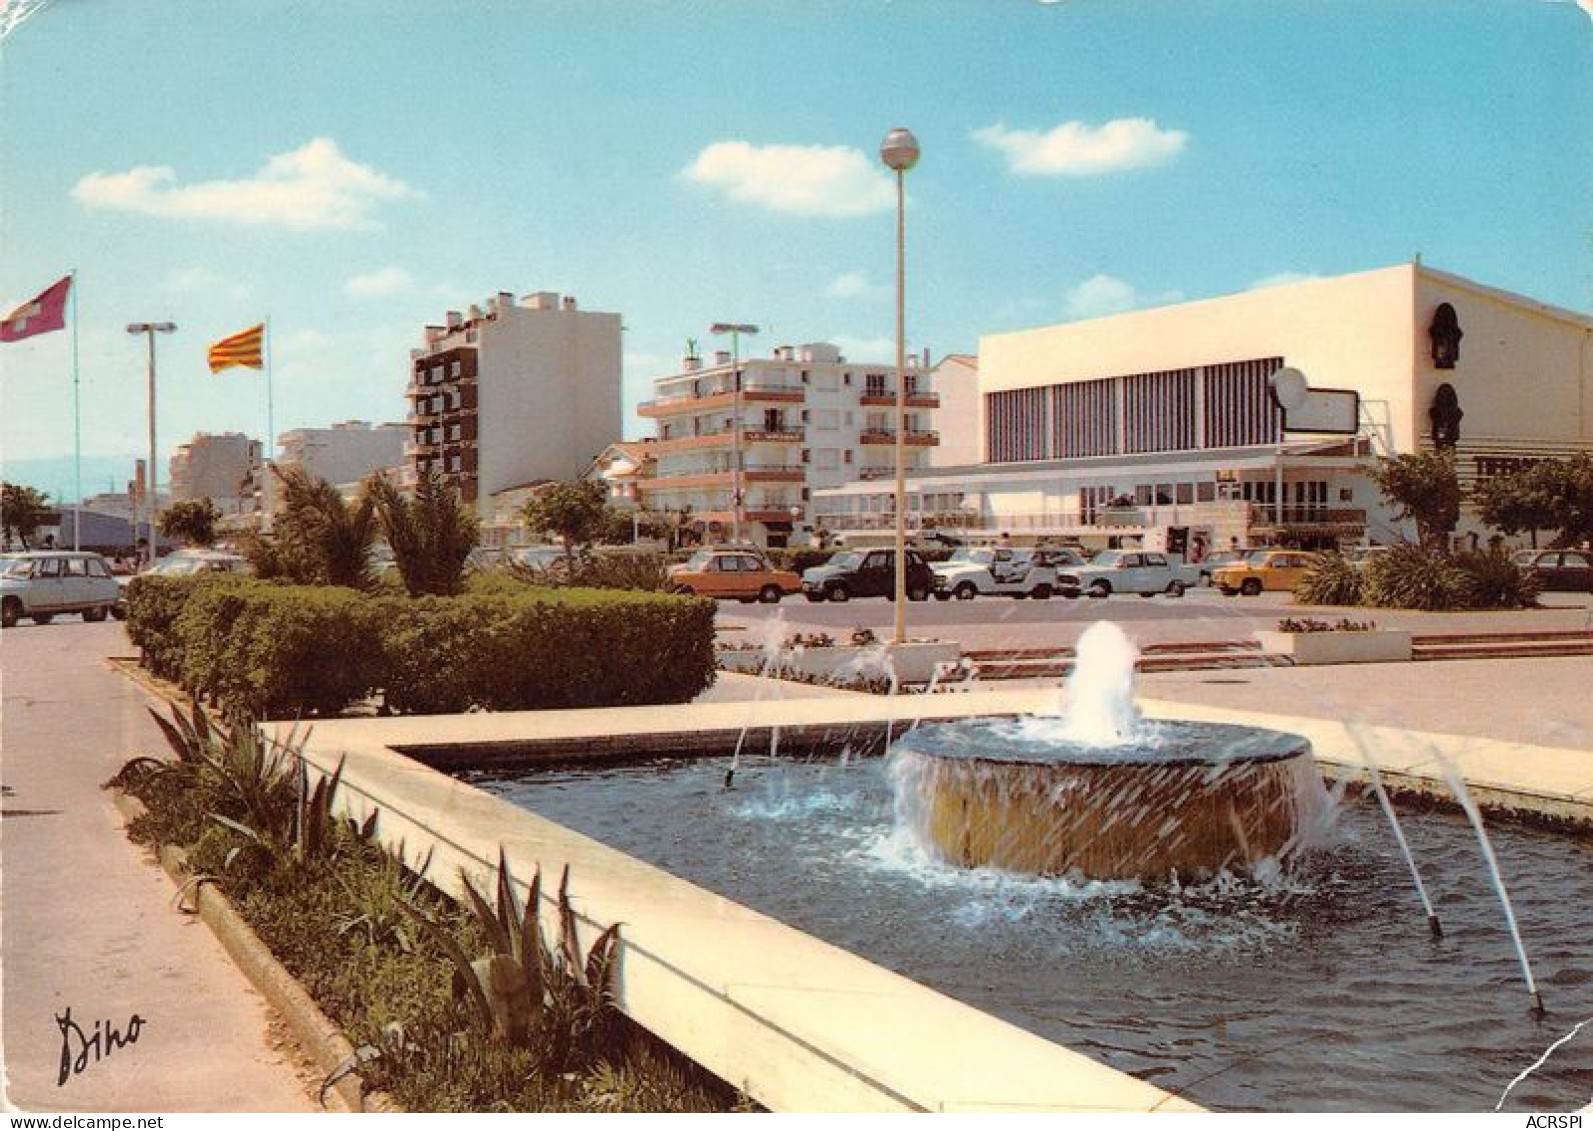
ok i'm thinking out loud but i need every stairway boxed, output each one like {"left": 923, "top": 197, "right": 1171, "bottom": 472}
{"left": 963, "top": 641, "right": 1289, "bottom": 681}
{"left": 1411, "top": 629, "right": 1593, "bottom": 662}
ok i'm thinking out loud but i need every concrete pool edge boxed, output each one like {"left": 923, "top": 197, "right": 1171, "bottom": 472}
{"left": 274, "top": 690, "right": 1590, "bottom": 1112}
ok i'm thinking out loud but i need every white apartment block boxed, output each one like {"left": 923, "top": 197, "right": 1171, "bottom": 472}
{"left": 275, "top": 420, "right": 407, "bottom": 489}
{"left": 638, "top": 342, "right": 939, "bottom": 547}
{"left": 927, "top": 353, "right": 981, "bottom": 467}
{"left": 169, "top": 431, "right": 259, "bottom": 514}
{"left": 405, "top": 291, "right": 622, "bottom": 506}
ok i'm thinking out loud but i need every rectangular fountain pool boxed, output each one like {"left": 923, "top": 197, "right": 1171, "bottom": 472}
{"left": 463, "top": 750, "right": 1593, "bottom": 1112}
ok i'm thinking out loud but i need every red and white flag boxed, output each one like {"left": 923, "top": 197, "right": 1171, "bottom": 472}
{"left": 0, "top": 275, "right": 72, "bottom": 343}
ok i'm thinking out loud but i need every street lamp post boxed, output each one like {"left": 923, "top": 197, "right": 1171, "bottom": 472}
{"left": 880, "top": 127, "right": 919, "bottom": 645}
{"left": 709, "top": 322, "right": 758, "bottom": 544}
{"left": 127, "top": 322, "right": 176, "bottom": 566}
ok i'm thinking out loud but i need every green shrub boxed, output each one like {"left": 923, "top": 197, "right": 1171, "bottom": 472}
{"left": 765, "top": 548, "right": 838, "bottom": 573}
{"left": 169, "top": 582, "right": 382, "bottom": 716}
{"left": 1362, "top": 543, "right": 1471, "bottom": 610}
{"left": 376, "top": 596, "right": 493, "bottom": 715}
{"left": 1292, "top": 551, "right": 1365, "bottom": 606}
{"left": 126, "top": 574, "right": 247, "bottom": 680}
{"left": 1455, "top": 548, "right": 1541, "bottom": 609}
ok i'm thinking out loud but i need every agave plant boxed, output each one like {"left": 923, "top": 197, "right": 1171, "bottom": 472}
{"left": 404, "top": 850, "right": 621, "bottom": 1062}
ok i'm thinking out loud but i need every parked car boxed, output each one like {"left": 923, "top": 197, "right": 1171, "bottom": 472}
{"left": 112, "top": 549, "right": 253, "bottom": 619}
{"left": 931, "top": 546, "right": 1072, "bottom": 600}
{"left": 1512, "top": 548, "right": 1593, "bottom": 593}
{"left": 1063, "top": 550, "right": 1200, "bottom": 599}
{"left": 1212, "top": 549, "right": 1319, "bottom": 596}
{"left": 1193, "top": 549, "right": 1261, "bottom": 586}
{"left": 668, "top": 547, "right": 800, "bottom": 603}
{"left": 801, "top": 548, "right": 935, "bottom": 603}
{"left": 1, "top": 551, "right": 122, "bottom": 627}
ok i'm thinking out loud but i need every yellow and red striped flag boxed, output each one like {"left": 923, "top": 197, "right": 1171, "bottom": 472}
{"left": 207, "top": 323, "right": 264, "bottom": 373}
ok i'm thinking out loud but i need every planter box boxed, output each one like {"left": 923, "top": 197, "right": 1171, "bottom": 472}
{"left": 1254, "top": 629, "right": 1412, "bottom": 666}
{"left": 718, "top": 640, "right": 961, "bottom": 684}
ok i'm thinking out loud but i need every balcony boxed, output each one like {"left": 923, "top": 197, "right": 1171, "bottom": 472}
{"left": 859, "top": 428, "right": 939, "bottom": 446}
{"left": 858, "top": 391, "right": 939, "bottom": 409}
{"left": 405, "top": 438, "right": 439, "bottom": 458}
{"left": 652, "top": 428, "right": 805, "bottom": 453}
{"left": 638, "top": 382, "right": 806, "bottom": 418}
{"left": 638, "top": 465, "right": 805, "bottom": 492}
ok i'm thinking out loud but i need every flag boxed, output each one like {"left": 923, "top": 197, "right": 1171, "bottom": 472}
{"left": 0, "top": 276, "right": 71, "bottom": 343}
{"left": 208, "top": 323, "right": 265, "bottom": 373}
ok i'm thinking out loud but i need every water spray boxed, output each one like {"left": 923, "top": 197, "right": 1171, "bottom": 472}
{"left": 1347, "top": 723, "right": 1442, "bottom": 938}
{"left": 726, "top": 609, "right": 789, "bottom": 790}
{"left": 1435, "top": 749, "right": 1545, "bottom": 1015}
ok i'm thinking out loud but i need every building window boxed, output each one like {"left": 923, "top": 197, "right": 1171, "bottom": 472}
{"left": 844, "top": 449, "right": 853, "bottom": 464}
{"left": 1203, "top": 358, "right": 1284, "bottom": 448}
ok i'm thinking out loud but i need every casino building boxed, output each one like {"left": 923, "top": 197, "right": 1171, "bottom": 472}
{"left": 812, "top": 262, "right": 1593, "bottom": 552}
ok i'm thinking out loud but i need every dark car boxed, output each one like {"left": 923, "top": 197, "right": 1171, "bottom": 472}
{"left": 801, "top": 548, "right": 935, "bottom": 603}
{"left": 1512, "top": 549, "right": 1593, "bottom": 593}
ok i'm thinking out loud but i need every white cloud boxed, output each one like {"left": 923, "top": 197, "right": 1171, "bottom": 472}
{"left": 974, "top": 117, "right": 1188, "bottom": 177}
{"left": 826, "top": 271, "right": 886, "bottom": 300}
{"left": 72, "top": 138, "right": 419, "bottom": 230}
{"left": 1248, "top": 272, "right": 1321, "bottom": 290}
{"left": 682, "top": 141, "right": 895, "bottom": 216}
{"left": 164, "top": 267, "right": 248, "bottom": 299}
{"left": 345, "top": 266, "right": 416, "bottom": 297}
{"left": 1063, "top": 274, "right": 1182, "bottom": 320}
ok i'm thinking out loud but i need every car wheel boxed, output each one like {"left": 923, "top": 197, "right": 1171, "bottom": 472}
{"left": 1, "top": 598, "right": 20, "bottom": 629}
{"left": 1241, "top": 578, "right": 1263, "bottom": 596}
{"left": 1166, "top": 580, "right": 1186, "bottom": 598}
{"left": 907, "top": 585, "right": 929, "bottom": 602}
{"left": 1088, "top": 580, "right": 1111, "bottom": 599}
{"left": 954, "top": 583, "right": 977, "bottom": 601}
{"left": 1031, "top": 584, "right": 1052, "bottom": 600}
{"left": 828, "top": 584, "right": 850, "bottom": 603}
{"left": 32, "top": 613, "right": 54, "bottom": 625}
{"left": 758, "top": 585, "right": 781, "bottom": 604}
{"left": 83, "top": 606, "right": 109, "bottom": 622}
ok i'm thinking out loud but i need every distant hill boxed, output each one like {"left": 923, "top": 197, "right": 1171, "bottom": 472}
{"left": 0, "top": 453, "right": 144, "bottom": 503}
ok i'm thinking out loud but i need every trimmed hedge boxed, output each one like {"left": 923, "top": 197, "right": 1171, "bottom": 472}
{"left": 127, "top": 577, "right": 716, "bottom": 717}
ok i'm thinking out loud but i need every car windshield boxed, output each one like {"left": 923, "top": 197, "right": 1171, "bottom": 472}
{"left": 1, "top": 557, "right": 32, "bottom": 578}
{"left": 945, "top": 549, "right": 992, "bottom": 565}
{"left": 682, "top": 550, "right": 714, "bottom": 571}
{"left": 828, "top": 552, "right": 863, "bottom": 571}
{"left": 1088, "top": 550, "right": 1123, "bottom": 566}
{"left": 148, "top": 557, "right": 208, "bottom": 576}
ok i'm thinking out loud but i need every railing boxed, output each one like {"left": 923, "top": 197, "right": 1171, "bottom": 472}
{"left": 859, "top": 429, "right": 939, "bottom": 445}
{"left": 640, "top": 382, "right": 807, "bottom": 411}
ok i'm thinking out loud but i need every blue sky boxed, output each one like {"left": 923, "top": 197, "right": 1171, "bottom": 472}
{"left": 2, "top": 0, "right": 1588, "bottom": 500}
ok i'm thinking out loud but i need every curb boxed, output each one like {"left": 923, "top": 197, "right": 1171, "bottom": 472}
{"left": 109, "top": 787, "right": 400, "bottom": 1113}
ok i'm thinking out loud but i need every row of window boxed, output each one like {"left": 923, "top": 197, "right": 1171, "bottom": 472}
{"left": 986, "top": 357, "right": 1285, "bottom": 462}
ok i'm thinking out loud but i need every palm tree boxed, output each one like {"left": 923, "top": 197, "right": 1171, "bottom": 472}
{"left": 264, "top": 466, "right": 379, "bottom": 589}
{"left": 367, "top": 468, "right": 480, "bottom": 596}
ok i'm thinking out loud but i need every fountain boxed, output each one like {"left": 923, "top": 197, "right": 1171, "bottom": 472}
{"left": 890, "top": 622, "right": 1327, "bottom": 882}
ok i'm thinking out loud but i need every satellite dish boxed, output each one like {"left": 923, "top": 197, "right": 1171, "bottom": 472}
{"left": 1269, "top": 366, "right": 1309, "bottom": 411}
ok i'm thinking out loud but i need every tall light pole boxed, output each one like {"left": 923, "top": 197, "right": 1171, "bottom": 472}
{"left": 127, "top": 322, "right": 176, "bottom": 566}
{"left": 880, "top": 127, "right": 919, "bottom": 645}
{"left": 710, "top": 322, "right": 758, "bottom": 544}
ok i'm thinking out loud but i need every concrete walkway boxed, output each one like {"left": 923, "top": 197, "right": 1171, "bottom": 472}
{"left": 1, "top": 621, "right": 315, "bottom": 1113}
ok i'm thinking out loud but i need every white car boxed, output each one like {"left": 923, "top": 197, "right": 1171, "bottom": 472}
{"left": 1063, "top": 550, "right": 1200, "bottom": 599}
{"left": 112, "top": 549, "right": 252, "bottom": 618}
{"left": 931, "top": 547, "right": 1069, "bottom": 601}
{"left": 1, "top": 551, "right": 122, "bottom": 627}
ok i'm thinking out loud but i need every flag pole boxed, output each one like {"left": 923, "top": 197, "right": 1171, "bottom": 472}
{"left": 262, "top": 317, "right": 275, "bottom": 533}
{"left": 69, "top": 268, "right": 81, "bottom": 551}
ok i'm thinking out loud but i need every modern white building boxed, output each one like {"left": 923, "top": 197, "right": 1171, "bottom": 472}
{"left": 405, "top": 291, "right": 622, "bottom": 507}
{"left": 815, "top": 263, "right": 1593, "bottom": 551}
{"left": 638, "top": 342, "right": 939, "bottom": 546}
{"left": 275, "top": 420, "right": 406, "bottom": 489}
{"left": 927, "top": 353, "right": 981, "bottom": 468}
{"left": 169, "top": 431, "right": 260, "bottom": 514}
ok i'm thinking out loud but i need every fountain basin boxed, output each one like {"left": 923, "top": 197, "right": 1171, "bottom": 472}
{"left": 891, "top": 719, "right": 1322, "bottom": 882}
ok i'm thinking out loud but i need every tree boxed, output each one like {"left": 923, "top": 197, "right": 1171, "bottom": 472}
{"left": 366, "top": 469, "right": 480, "bottom": 597}
{"left": 520, "top": 481, "right": 608, "bottom": 565}
{"left": 1474, "top": 455, "right": 1593, "bottom": 550}
{"left": 157, "top": 498, "right": 223, "bottom": 547}
{"left": 1370, "top": 449, "right": 1460, "bottom": 553}
{"left": 1, "top": 483, "right": 51, "bottom": 549}
{"left": 246, "top": 466, "right": 378, "bottom": 589}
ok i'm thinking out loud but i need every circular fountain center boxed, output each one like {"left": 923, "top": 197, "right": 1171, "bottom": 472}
{"left": 890, "top": 622, "right": 1326, "bottom": 882}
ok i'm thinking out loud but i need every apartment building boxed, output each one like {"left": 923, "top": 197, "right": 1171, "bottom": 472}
{"left": 638, "top": 342, "right": 939, "bottom": 547}
{"left": 275, "top": 420, "right": 406, "bottom": 489}
{"left": 169, "top": 431, "right": 259, "bottom": 514}
{"left": 405, "top": 291, "right": 622, "bottom": 506}
{"left": 815, "top": 263, "right": 1592, "bottom": 550}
